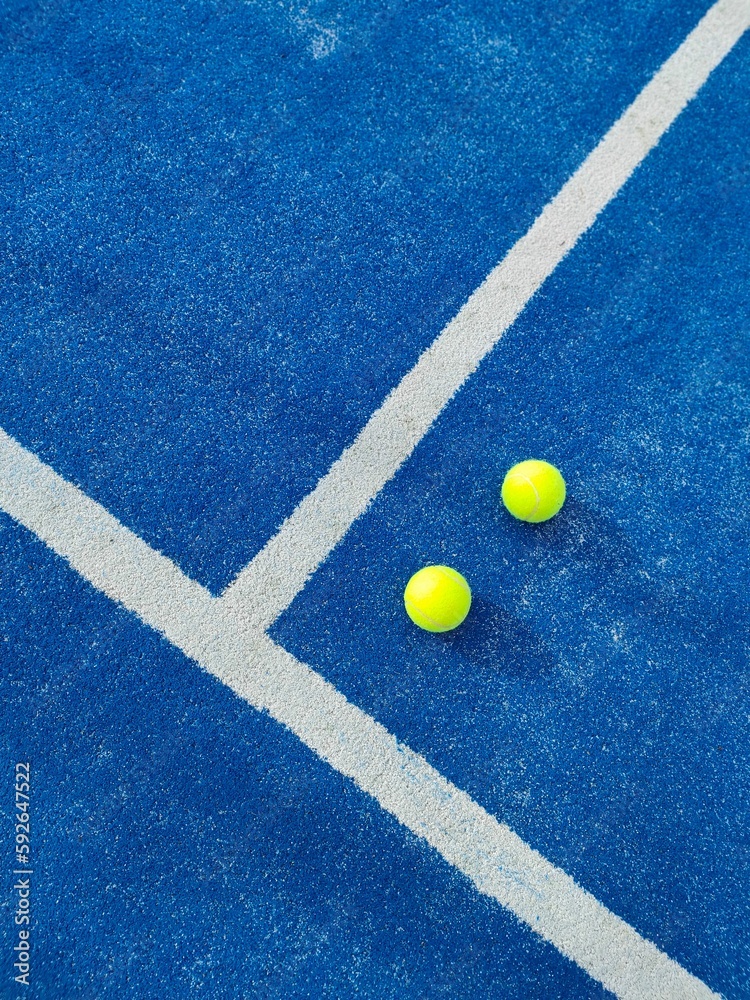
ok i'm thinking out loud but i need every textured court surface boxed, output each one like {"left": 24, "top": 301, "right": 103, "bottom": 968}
{"left": 1, "top": 0, "right": 749, "bottom": 997}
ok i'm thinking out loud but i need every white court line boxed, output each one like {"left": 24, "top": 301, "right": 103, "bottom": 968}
{"left": 0, "top": 429, "right": 217, "bottom": 655}
{"left": 220, "top": 0, "right": 750, "bottom": 633}
{"left": 0, "top": 428, "right": 721, "bottom": 998}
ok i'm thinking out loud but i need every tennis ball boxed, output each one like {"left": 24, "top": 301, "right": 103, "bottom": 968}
{"left": 404, "top": 565, "right": 472, "bottom": 633}
{"left": 501, "top": 459, "right": 566, "bottom": 523}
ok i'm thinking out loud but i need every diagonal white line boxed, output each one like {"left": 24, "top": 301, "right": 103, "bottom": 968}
{"left": 0, "top": 427, "right": 722, "bottom": 999}
{"left": 0, "top": 428, "right": 217, "bottom": 661}
{"left": 219, "top": 0, "right": 750, "bottom": 633}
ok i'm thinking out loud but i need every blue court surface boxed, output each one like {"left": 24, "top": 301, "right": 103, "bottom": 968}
{"left": 1, "top": 0, "right": 749, "bottom": 997}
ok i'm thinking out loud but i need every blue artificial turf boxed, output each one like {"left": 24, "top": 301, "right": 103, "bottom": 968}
{"left": 2, "top": 0, "right": 748, "bottom": 996}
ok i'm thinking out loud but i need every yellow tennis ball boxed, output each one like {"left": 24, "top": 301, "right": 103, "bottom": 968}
{"left": 501, "top": 459, "right": 566, "bottom": 523}
{"left": 403, "top": 565, "right": 472, "bottom": 633}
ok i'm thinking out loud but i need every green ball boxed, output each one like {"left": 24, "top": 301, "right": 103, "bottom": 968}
{"left": 501, "top": 459, "right": 566, "bottom": 523}
{"left": 404, "top": 565, "right": 472, "bottom": 633}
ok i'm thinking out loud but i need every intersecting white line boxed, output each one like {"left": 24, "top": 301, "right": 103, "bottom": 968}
{"left": 0, "top": 428, "right": 722, "bottom": 999}
{"left": 219, "top": 0, "right": 750, "bottom": 635}
{"left": 3, "top": 1, "right": 749, "bottom": 997}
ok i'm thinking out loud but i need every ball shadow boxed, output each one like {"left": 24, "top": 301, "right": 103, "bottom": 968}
{"left": 446, "top": 595, "right": 559, "bottom": 679}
